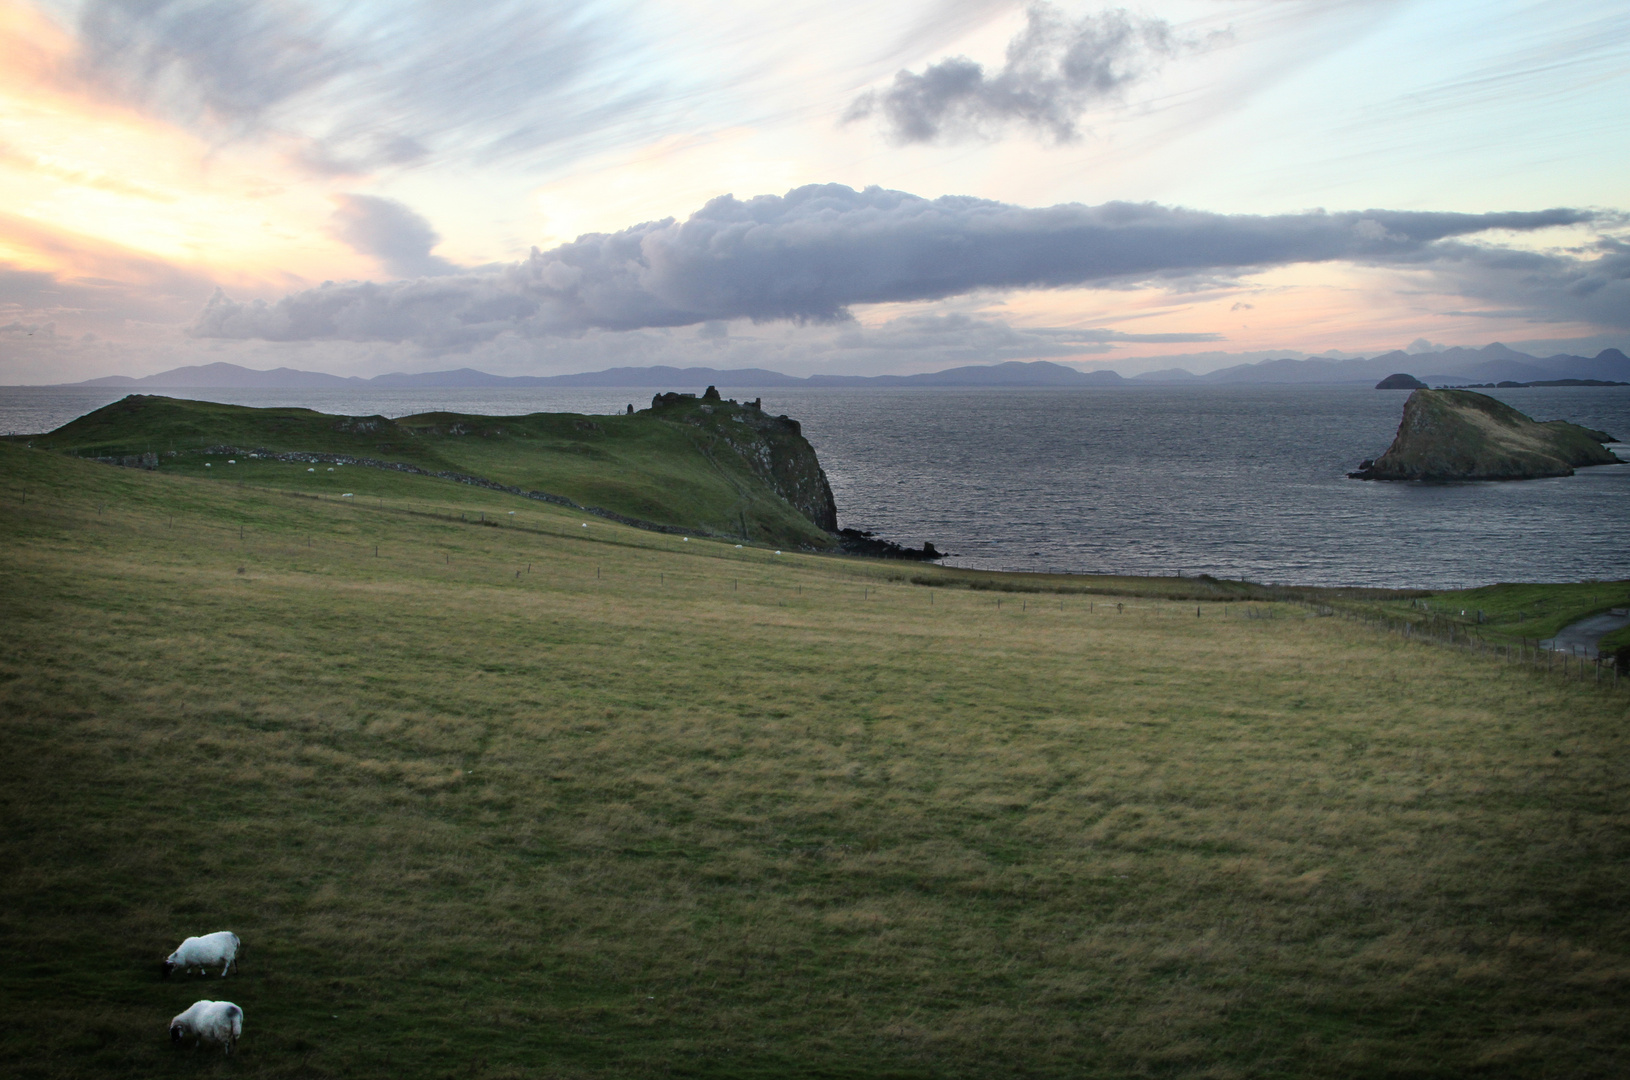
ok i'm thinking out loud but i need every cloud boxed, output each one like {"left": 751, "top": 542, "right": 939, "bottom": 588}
{"left": 1426, "top": 236, "right": 1630, "bottom": 329}
{"left": 69, "top": 0, "right": 660, "bottom": 172}
{"left": 845, "top": 3, "right": 1182, "bottom": 145}
{"left": 0, "top": 212, "right": 217, "bottom": 335}
{"left": 190, "top": 182, "right": 1598, "bottom": 348}
{"left": 831, "top": 312, "right": 1219, "bottom": 355}
{"left": 328, "top": 194, "right": 455, "bottom": 278}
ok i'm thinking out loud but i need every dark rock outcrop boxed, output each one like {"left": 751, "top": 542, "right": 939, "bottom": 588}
{"left": 642, "top": 391, "right": 943, "bottom": 558}
{"left": 645, "top": 391, "right": 839, "bottom": 532}
{"left": 1375, "top": 373, "right": 1428, "bottom": 389}
{"left": 1351, "top": 389, "right": 1622, "bottom": 481}
{"left": 837, "top": 529, "right": 945, "bottom": 561}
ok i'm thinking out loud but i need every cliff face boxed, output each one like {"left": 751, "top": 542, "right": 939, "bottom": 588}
{"left": 647, "top": 391, "right": 839, "bottom": 532}
{"left": 1351, "top": 389, "right": 1622, "bottom": 481}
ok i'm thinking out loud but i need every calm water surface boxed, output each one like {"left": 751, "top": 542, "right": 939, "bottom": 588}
{"left": 4, "top": 383, "right": 1626, "bottom": 589}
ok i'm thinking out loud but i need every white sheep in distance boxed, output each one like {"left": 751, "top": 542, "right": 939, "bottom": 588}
{"left": 163, "top": 931, "right": 240, "bottom": 978}
{"left": 169, "top": 1000, "right": 242, "bottom": 1054}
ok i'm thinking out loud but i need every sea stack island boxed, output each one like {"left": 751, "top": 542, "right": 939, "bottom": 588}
{"left": 1350, "top": 388, "right": 1622, "bottom": 481}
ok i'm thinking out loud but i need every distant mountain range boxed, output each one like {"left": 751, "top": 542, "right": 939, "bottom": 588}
{"left": 64, "top": 344, "right": 1630, "bottom": 391}
{"left": 1141, "top": 344, "right": 1630, "bottom": 387}
{"left": 68, "top": 359, "right": 1125, "bottom": 390}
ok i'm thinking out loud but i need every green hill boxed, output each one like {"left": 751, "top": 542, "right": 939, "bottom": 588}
{"left": 20, "top": 391, "right": 839, "bottom": 549}
{"left": 1351, "top": 388, "right": 1621, "bottom": 480}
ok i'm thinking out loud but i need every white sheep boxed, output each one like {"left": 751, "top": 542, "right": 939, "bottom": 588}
{"left": 163, "top": 931, "right": 240, "bottom": 978}
{"left": 169, "top": 1000, "right": 242, "bottom": 1054}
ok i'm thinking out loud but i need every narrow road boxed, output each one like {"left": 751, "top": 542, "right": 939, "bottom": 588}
{"left": 1542, "top": 610, "right": 1630, "bottom": 657}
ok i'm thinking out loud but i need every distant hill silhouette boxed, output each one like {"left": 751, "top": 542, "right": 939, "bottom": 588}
{"left": 68, "top": 359, "right": 1121, "bottom": 390}
{"left": 1161, "top": 345, "right": 1630, "bottom": 386}
{"left": 61, "top": 346, "right": 1630, "bottom": 390}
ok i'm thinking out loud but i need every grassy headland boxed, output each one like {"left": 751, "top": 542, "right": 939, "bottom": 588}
{"left": 2, "top": 432, "right": 1629, "bottom": 1079}
{"left": 19, "top": 393, "right": 838, "bottom": 550}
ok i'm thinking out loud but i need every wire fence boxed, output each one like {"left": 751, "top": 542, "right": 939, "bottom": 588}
{"left": 1304, "top": 602, "right": 1627, "bottom": 692}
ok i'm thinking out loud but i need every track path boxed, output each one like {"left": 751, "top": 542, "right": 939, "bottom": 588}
{"left": 1543, "top": 610, "right": 1630, "bottom": 656}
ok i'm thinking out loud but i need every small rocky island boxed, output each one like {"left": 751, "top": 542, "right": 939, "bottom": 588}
{"left": 1375, "top": 373, "right": 1428, "bottom": 389}
{"left": 1350, "top": 389, "right": 1622, "bottom": 481}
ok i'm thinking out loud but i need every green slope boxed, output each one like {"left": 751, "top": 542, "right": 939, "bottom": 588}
{"left": 18, "top": 393, "right": 838, "bottom": 549}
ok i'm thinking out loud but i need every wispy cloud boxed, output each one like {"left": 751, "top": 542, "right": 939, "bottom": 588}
{"left": 845, "top": 3, "right": 1189, "bottom": 145}
{"left": 0, "top": 210, "right": 217, "bottom": 330}
{"left": 0, "top": 139, "right": 175, "bottom": 201}
{"left": 67, "top": 0, "right": 664, "bottom": 173}
{"left": 190, "top": 182, "right": 1598, "bottom": 348}
{"left": 831, "top": 311, "right": 1219, "bottom": 355}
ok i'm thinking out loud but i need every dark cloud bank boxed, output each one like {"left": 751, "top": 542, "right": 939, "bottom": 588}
{"left": 193, "top": 183, "right": 1607, "bottom": 348}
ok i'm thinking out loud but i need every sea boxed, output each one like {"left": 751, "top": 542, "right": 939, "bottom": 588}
{"left": 4, "top": 383, "right": 1627, "bottom": 590}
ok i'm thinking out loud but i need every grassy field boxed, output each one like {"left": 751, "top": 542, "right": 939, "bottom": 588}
{"left": 3, "top": 442, "right": 1629, "bottom": 1079}
{"left": 1337, "top": 582, "right": 1630, "bottom": 655}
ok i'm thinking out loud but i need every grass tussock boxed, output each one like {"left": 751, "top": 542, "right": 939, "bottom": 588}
{"left": 2, "top": 442, "right": 1628, "bottom": 1079}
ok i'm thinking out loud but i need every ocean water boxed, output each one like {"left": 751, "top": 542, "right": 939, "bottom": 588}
{"left": 4, "top": 383, "right": 1627, "bottom": 590}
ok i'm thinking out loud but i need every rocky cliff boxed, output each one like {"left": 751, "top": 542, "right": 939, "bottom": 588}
{"left": 1350, "top": 389, "right": 1622, "bottom": 481}
{"left": 647, "top": 388, "right": 838, "bottom": 532}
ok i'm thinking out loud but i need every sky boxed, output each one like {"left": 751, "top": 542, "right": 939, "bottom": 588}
{"left": 1, "top": 0, "right": 1627, "bottom": 383}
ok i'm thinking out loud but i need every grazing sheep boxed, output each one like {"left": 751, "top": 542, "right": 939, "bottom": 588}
{"left": 169, "top": 1000, "right": 242, "bottom": 1054}
{"left": 163, "top": 931, "right": 240, "bottom": 978}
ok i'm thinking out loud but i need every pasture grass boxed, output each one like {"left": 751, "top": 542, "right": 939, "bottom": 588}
{"left": 1361, "top": 581, "right": 1630, "bottom": 650}
{"left": 3, "top": 442, "right": 1629, "bottom": 1078}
